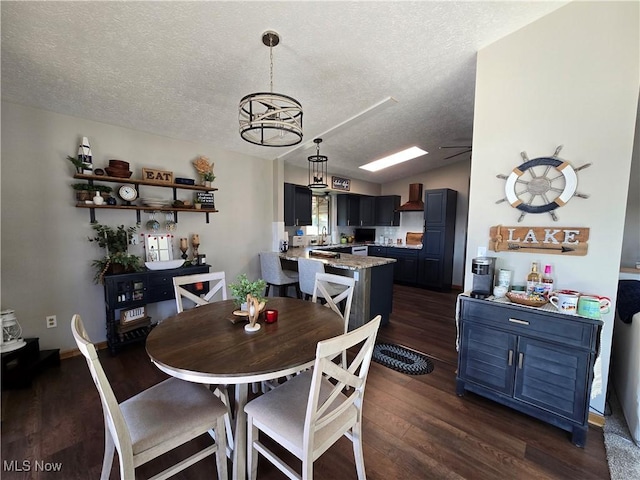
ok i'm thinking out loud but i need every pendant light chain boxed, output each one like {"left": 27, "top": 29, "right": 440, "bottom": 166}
{"left": 269, "top": 36, "right": 274, "bottom": 94}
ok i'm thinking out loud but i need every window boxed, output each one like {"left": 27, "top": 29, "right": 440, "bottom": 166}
{"left": 308, "top": 194, "right": 330, "bottom": 235}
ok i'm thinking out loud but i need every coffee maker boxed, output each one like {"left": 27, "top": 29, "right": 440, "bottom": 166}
{"left": 471, "top": 257, "right": 496, "bottom": 299}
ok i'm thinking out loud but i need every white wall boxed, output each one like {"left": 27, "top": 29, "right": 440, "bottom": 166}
{"left": 468, "top": 1, "right": 639, "bottom": 416}
{"left": 620, "top": 99, "right": 640, "bottom": 269}
{"left": 1, "top": 102, "right": 274, "bottom": 352}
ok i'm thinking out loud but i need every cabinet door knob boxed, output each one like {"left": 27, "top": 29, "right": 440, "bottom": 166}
{"left": 508, "top": 349, "right": 514, "bottom": 366}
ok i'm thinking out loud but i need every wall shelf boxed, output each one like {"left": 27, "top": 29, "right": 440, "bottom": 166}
{"left": 72, "top": 173, "right": 218, "bottom": 223}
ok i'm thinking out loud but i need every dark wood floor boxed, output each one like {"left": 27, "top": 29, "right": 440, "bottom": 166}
{"left": 1, "top": 284, "right": 610, "bottom": 479}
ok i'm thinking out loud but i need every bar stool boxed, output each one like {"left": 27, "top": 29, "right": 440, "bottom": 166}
{"left": 297, "top": 257, "right": 348, "bottom": 301}
{"left": 259, "top": 252, "right": 301, "bottom": 298}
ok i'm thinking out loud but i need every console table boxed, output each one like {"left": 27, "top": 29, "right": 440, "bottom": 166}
{"left": 103, "top": 264, "right": 209, "bottom": 354}
{"left": 456, "top": 295, "right": 603, "bottom": 447}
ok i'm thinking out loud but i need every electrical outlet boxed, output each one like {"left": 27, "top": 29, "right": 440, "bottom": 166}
{"left": 46, "top": 315, "right": 57, "bottom": 329}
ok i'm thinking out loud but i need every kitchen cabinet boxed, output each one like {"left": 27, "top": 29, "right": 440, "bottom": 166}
{"left": 386, "top": 248, "right": 418, "bottom": 284}
{"left": 73, "top": 174, "right": 218, "bottom": 224}
{"left": 359, "top": 195, "right": 375, "bottom": 226}
{"left": 337, "top": 194, "right": 375, "bottom": 226}
{"left": 456, "top": 296, "right": 603, "bottom": 447}
{"left": 367, "top": 245, "right": 388, "bottom": 257}
{"left": 284, "top": 183, "right": 312, "bottom": 226}
{"left": 337, "top": 194, "right": 360, "bottom": 226}
{"left": 374, "top": 195, "right": 401, "bottom": 226}
{"left": 417, "top": 188, "right": 457, "bottom": 290}
{"left": 103, "top": 264, "right": 209, "bottom": 354}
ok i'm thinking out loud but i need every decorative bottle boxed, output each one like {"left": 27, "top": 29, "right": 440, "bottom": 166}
{"left": 526, "top": 262, "right": 541, "bottom": 294}
{"left": 92, "top": 190, "right": 104, "bottom": 205}
{"left": 541, "top": 264, "right": 554, "bottom": 298}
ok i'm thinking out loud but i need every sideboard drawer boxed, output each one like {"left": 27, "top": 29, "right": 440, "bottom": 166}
{"left": 462, "top": 299, "right": 594, "bottom": 350}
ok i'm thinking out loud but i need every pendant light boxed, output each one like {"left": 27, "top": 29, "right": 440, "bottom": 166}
{"left": 239, "top": 31, "right": 303, "bottom": 147}
{"left": 308, "top": 138, "right": 328, "bottom": 188}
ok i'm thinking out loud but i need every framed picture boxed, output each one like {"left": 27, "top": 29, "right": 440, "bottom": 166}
{"left": 120, "top": 305, "right": 147, "bottom": 324}
{"left": 332, "top": 176, "right": 351, "bottom": 191}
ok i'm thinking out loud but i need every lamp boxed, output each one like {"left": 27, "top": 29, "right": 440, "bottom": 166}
{"left": 239, "top": 31, "right": 303, "bottom": 147}
{"left": 308, "top": 138, "right": 328, "bottom": 188}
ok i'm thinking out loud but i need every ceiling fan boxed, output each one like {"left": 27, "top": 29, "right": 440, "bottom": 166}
{"left": 440, "top": 144, "right": 472, "bottom": 160}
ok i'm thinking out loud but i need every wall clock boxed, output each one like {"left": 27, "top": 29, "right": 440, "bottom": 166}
{"left": 496, "top": 145, "right": 590, "bottom": 222}
{"left": 118, "top": 184, "right": 138, "bottom": 205}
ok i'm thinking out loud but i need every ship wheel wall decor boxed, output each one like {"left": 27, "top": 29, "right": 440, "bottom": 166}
{"left": 496, "top": 145, "right": 591, "bottom": 222}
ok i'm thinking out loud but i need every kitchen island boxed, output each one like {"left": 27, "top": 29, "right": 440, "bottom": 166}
{"left": 279, "top": 248, "right": 395, "bottom": 329}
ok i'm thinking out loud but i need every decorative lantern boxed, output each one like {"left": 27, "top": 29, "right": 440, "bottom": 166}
{"left": 1, "top": 309, "right": 27, "bottom": 353}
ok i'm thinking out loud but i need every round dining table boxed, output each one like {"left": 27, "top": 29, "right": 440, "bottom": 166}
{"left": 146, "top": 297, "right": 344, "bottom": 480}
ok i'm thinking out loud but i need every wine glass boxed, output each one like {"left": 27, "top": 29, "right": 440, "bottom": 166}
{"left": 165, "top": 212, "right": 176, "bottom": 232}
{"left": 146, "top": 212, "right": 160, "bottom": 232}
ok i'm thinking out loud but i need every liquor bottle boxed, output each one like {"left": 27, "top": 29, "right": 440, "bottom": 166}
{"left": 526, "top": 262, "right": 541, "bottom": 294}
{"left": 541, "top": 264, "right": 554, "bottom": 298}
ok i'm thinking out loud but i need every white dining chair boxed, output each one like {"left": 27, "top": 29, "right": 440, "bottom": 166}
{"left": 71, "top": 314, "right": 228, "bottom": 480}
{"left": 312, "top": 272, "right": 356, "bottom": 369}
{"left": 259, "top": 252, "right": 301, "bottom": 298}
{"left": 245, "top": 315, "right": 382, "bottom": 480}
{"left": 172, "top": 270, "right": 234, "bottom": 454}
{"left": 173, "top": 271, "right": 227, "bottom": 313}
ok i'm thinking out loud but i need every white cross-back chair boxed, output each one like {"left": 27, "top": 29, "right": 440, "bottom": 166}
{"left": 172, "top": 270, "right": 234, "bottom": 454}
{"left": 71, "top": 314, "right": 228, "bottom": 480}
{"left": 173, "top": 271, "right": 227, "bottom": 313}
{"left": 313, "top": 272, "right": 356, "bottom": 369}
{"left": 245, "top": 315, "right": 382, "bottom": 480}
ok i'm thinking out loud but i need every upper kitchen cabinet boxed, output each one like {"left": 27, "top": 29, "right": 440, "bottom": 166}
{"left": 374, "top": 195, "right": 401, "bottom": 226}
{"left": 417, "top": 188, "right": 457, "bottom": 291}
{"left": 359, "top": 195, "right": 376, "bottom": 227}
{"left": 284, "top": 183, "right": 312, "bottom": 226}
{"left": 337, "top": 194, "right": 376, "bottom": 227}
{"left": 424, "top": 188, "right": 457, "bottom": 225}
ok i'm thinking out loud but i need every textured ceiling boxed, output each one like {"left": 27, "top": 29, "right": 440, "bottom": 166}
{"left": 1, "top": 1, "right": 565, "bottom": 184}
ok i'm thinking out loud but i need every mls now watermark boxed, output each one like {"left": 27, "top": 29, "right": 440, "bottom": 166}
{"left": 4, "top": 460, "right": 63, "bottom": 472}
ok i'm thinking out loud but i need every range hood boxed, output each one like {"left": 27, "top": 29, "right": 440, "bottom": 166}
{"left": 397, "top": 183, "right": 424, "bottom": 211}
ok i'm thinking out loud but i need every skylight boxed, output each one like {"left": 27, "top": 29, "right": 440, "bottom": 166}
{"left": 359, "top": 146, "right": 428, "bottom": 172}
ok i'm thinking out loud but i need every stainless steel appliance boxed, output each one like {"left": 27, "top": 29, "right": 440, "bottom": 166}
{"left": 471, "top": 257, "right": 496, "bottom": 299}
{"left": 351, "top": 246, "right": 368, "bottom": 256}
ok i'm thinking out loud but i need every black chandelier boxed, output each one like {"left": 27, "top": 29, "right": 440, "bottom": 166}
{"left": 239, "top": 31, "right": 303, "bottom": 147}
{"left": 308, "top": 138, "right": 328, "bottom": 188}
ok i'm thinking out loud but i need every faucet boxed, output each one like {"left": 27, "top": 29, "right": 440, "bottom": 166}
{"left": 321, "top": 226, "right": 327, "bottom": 245}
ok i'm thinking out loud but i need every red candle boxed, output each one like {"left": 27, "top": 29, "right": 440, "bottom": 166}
{"left": 265, "top": 309, "right": 278, "bottom": 323}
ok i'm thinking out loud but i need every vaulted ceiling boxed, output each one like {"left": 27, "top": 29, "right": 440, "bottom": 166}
{"left": 1, "top": 1, "right": 565, "bottom": 184}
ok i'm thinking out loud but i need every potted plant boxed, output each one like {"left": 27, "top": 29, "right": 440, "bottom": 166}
{"left": 192, "top": 155, "right": 216, "bottom": 187}
{"left": 228, "top": 274, "right": 267, "bottom": 308}
{"left": 88, "top": 223, "right": 142, "bottom": 283}
{"left": 66, "top": 155, "right": 84, "bottom": 174}
{"left": 72, "top": 183, "right": 113, "bottom": 201}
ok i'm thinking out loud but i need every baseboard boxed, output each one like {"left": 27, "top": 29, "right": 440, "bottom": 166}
{"left": 589, "top": 411, "right": 605, "bottom": 429}
{"left": 59, "top": 341, "right": 109, "bottom": 360}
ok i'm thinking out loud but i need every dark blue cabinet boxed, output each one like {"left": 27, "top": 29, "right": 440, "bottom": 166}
{"left": 456, "top": 296, "right": 602, "bottom": 447}
{"left": 374, "top": 195, "right": 400, "bottom": 226}
{"left": 103, "top": 265, "right": 209, "bottom": 354}
{"left": 284, "top": 183, "right": 312, "bottom": 226}
{"left": 417, "top": 189, "right": 457, "bottom": 290}
{"left": 386, "top": 248, "right": 418, "bottom": 284}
